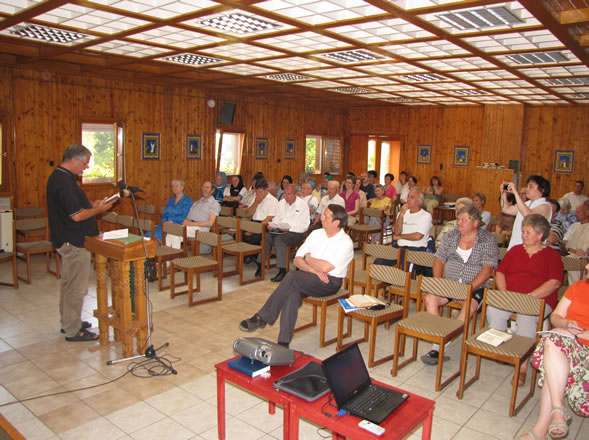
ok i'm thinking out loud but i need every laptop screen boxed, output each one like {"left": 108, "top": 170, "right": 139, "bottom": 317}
{"left": 322, "top": 343, "right": 372, "bottom": 408}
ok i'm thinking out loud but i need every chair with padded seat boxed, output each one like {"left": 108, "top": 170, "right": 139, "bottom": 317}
{"left": 155, "top": 223, "right": 187, "bottom": 291}
{"left": 15, "top": 207, "right": 44, "bottom": 219}
{"left": 388, "top": 249, "right": 436, "bottom": 305}
{"left": 137, "top": 204, "right": 157, "bottom": 223}
{"left": 0, "top": 214, "right": 18, "bottom": 289}
{"left": 347, "top": 243, "right": 400, "bottom": 298}
{"left": 215, "top": 215, "right": 238, "bottom": 245}
{"left": 15, "top": 207, "right": 46, "bottom": 242}
{"left": 219, "top": 205, "right": 234, "bottom": 217}
{"left": 457, "top": 288, "right": 545, "bottom": 417}
{"left": 117, "top": 214, "right": 134, "bottom": 229}
{"left": 15, "top": 218, "right": 59, "bottom": 284}
{"left": 347, "top": 207, "right": 387, "bottom": 249}
{"left": 293, "top": 259, "right": 354, "bottom": 348}
{"left": 392, "top": 276, "right": 473, "bottom": 391}
{"left": 170, "top": 231, "right": 223, "bottom": 306}
{"left": 337, "top": 263, "right": 411, "bottom": 367}
{"left": 132, "top": 218, "right": 155, "bottom": 238}
{"left": 220, "top": 219, "right": 266, "bottom": 285}
{"left": 100, "top": 212, "right": 118, "bottom": 232}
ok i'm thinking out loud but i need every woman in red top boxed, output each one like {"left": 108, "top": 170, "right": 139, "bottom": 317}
{"left": 520, "top": 267, "right": 589, "bottom": 440}
{"left": 488, "top": 214, "right": 563, "bottom": 385}
{"left": 340, "top": 176, "right": 360, "bottom": 226}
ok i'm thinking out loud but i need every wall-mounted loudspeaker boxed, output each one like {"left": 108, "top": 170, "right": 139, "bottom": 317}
{"left": 508, "top": 160, "right": 519, "bottom": 171}
{"left": 219, "top": 102, "right": 236, "bottom": 124}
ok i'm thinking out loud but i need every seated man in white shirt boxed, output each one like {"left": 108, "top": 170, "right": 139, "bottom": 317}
{"left": 564, "top": 200, "right": 589, "bottom": 284}
{"left": 312, "top": 180, "right": 345, "bottom": 229}
{"left": 559, "top": 180, "right": 588, "bottom": 212}
{"left": 300, "top": 182, "right": 319, "bottom": 223}
{"left": 264, "top": 184, "right": 310, "bottom": 282}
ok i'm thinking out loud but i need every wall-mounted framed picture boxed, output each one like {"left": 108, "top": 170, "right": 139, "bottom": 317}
{"left": 453, "top": 145, "right": 469, "bottom": 167}
{"left": 417, "top": 144, "right": 431, "bottom": 164}
{"left": 256, "top": 137, "right": 268, "bottom": 160}
{"left": 186, "top": 134, "right": 201, "bottom": 160}
{"left": 554, "top": 150, "right": 574, "bottom": 174}
{"left": 285, "top": 139, "right": 295, "bottom": 160}
{"left": 142, "top": 132, "right": 160, "bottom": 160}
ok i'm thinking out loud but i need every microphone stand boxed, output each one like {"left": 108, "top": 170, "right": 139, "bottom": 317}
{"left": 106, "top": 189, "right": 175, "bottom": 373}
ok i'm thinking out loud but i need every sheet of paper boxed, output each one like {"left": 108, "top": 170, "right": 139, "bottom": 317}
{"left": 102, "top": 228, "right": 128, "bottom": 240}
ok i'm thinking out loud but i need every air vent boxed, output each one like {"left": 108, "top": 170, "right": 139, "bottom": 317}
{"left": 506, "top": 52, "right": 568, "bottom": 65}
{"left": 572, "top": 93, "right": 589, "bottom": 99}
{"left": 453, "top": 90, "right": 489, "bottom": 95}
{"left": 398, "top": 73, "right": 447, "bottom": 82}
{"left": 437, "top": 6, "right": 523, "bottom": 30}
{"left": 322, "top": 50, "right": 384, "bottom": 63}
{"left": 162, "top": 53, "right": 224, "bottom": 66}
{"left": 262, "top": 73, "right": 310, "bottom": 82}
{"left": 385, "top": 97, "right": 417, "bottom": 103}
{"left": 10, "top": 24, "right": 87, "bottom": 44}
{"left": 546, "top": 77, "right": 589, "bottom": 85}
{"left": 329, "top": 87, "right": 372, "bottom": 94}
{"left": 200, "top": 13, "right": 279, "bottom": 35}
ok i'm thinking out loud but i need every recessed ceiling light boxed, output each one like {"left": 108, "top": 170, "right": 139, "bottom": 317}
{"left": 329, "top": 87, "right": 372, "bottom": 94}
{"left": 161, "top": 53, "right": 224, "bottom": 66}
{"left": 506, "top": 52, "right": 568, "bottom": 65}
{"left": 453, "top": 90, "right": 489, "bottom": 95}
{"left": 572, "top": 93, "right": 589, "bottom": 98}
{"left": 10, "top": 24, "right": 87, "bottom": 44}
{"left": 437, "top": 6, "right": 523, "bottom": 30}
{"left": 385, "top": 97, "right": 417, "bottom": 102}
{"left": 322, "top": 50, "right": 384, "bottom": 64}
{"left": 200, "top": 13, "right": 279, "bottom": 35}
{"left": 546, "top": 77, "right": 589, "bottom": 85}
{"left": 262, "top": 73, "right": 310, "bottom": 82}
{"left": 398, "top": 73, "right": 447, "bottom": 82}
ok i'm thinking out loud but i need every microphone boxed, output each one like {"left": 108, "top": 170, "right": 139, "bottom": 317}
{"left": 118, "top": 182, "right": 145, "bottom": 193}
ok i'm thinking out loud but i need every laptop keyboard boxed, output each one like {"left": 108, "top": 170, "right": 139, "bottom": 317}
{"left": 347, "top": 385, "right": 390, "bottom": 413}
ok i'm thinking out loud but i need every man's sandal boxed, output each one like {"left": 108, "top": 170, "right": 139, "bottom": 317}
{"left": 548, "top": 407, "right": 572, "bottom": 439}
{"left": 61, "top": 321, "right": 91, "bottom": 334}
{"left": 65, "top": 329, "right": 99, "bottom": 342}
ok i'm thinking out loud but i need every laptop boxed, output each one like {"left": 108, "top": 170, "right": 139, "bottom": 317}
{"left": 273, "top": 361, "right": 330, "bottom": 402}
{"left": 321, "top": 343, "right": 409, "bottom": 425}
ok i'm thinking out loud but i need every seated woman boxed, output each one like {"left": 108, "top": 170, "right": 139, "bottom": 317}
{"left": 400, "top": 175, "right": 417, "bottom": 204}
{"left": 213, "top": 171, "right": 227, "bottom": 203}
{"left": 424, "top": 175, "right": 443, "bottom": 213}
{"left": 222, "top": 174, "right": 246, "bottom": 211}
{"left": 472, "top": 192, "right": 491, "bottom": 230}
{"left": 488, "top": 214, "right": 564, "bottom": 385}
{"left": 521, "top": 270, "right": 589, "bottom": 440}
{"left": 277, "top": 175, "right": 293, "bottom": 201}
{"left": 384, "top": 172, "right": 398, "bottom": 201}
{"left": 353, "top": 176, "right": 367, "bottom": 210}
{"left": 152, "top": 179, "right": 193, "bottom": 241}
{"left": 340, "top": 176, "right": 360, "bottom": 226}
{"left": 366, "top": 184, "right": 392, "bottom": 243}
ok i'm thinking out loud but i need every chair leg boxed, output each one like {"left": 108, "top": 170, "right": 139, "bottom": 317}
{"left": 170, "top": 264, "right": 176, "bottom": 298}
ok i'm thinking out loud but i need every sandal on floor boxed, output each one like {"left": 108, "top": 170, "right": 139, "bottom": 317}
{"left": 65, "top": 329, "right": 99, "bottom": 342}
{"left": 61, "top": 321, "right": 91, "bottom": 334}
{"left": 548, "top": 407, "right": 572, "bottom": 439}
{"left": 520, "top": 431, "right": 541, "bottom": 440}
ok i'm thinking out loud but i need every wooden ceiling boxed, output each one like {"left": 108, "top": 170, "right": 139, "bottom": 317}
{"left": 0, "top": 0, "right": 588, "bottom": 107}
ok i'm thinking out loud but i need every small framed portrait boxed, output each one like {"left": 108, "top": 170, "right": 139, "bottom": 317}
{"left": 453, "top": 145, "right": 469, "bottom": 167}
{"left": 417, "top": 144, "right": 431, "bottom": 165}
{"left": 256, "top": 137, "right": 268, "bottom": 160}
{"left": 554, "top": 150, "right": 574, "bottom": 174}
{"left": 186, "top": 134, "right": 201, "bottom": 160}
{"left": 142, "top": 133, "right": 160, "bottom": 160}
{"left": 285, "top": 139, "right": 295, "bottom": 160}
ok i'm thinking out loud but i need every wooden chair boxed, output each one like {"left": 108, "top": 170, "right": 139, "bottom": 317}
{"left": 100, "top": 212, "right": 118, "bottom": 232}
{"left": 389, "top": 249, "right": 436, "bottom": 304}
{"left": 337, "top": 263, "right": 411, "bottom": 367}
{"left": 236, "top": 207, "right": 249, "bottom": 218}
{"left": 215, "top": 215, "right": 238, "bottom": 244}
{"left": 347, "top": 207, "right": 386, "bottom": 248}
{"left": 15, "top": 208, "right": 46, "bottom": 242}
{"left": 457, "top": 288, "right": 545, "bottom": 417}
{"left": 15, "top": 218, "right": 59, "bottom": 284}
{"left": 155, "top": 223, "right": 187, "bottom": 291}
{"left": 133, "top": 218, "right": 155, "bottom": 238}
{"left": 561, "top": 255, "right": 585, "bottom": 285}
{"left": 0, "top": 214, "right": 18, "bottom": 289}
{"left": 347, "top": 244, "right": 400, "bottom": 298}
{"left": 117, "top": 214, "right": 134, "bottom": 229}
{"left": 219, "top": 205, "right": 234, "bottom": 217}
{"left": 293, "top": 259, "right": 354, "bottom": 348}
{"left": 220, "top": 219, "right": 266, "bottom": 285}
{"left": 170, "top": 231, "right": 223, "bottom": 306}
{"left": 498, "top": 247, "right": 508, "bottom": 261}
{"left": 15, "top": 207, "right": 44, "bottom": 218}
{"left": 392, "top": 276, "right": 473, "bottom": 391}
{"left": 137, "top": 204, "right": 157, "bottom": 222}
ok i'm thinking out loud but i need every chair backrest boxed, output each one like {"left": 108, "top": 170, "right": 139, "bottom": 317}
{"left": 482, "top": 288, "right": 546, "bottom": 335}
{"left": 240, "top": 219, "right": 263, "bottom": 234}
{"left": 418, "top": 276, "right": 470, "bottom": 301}
{"left": 117, "top": 214, "right": 134, "bottom": 228}
{"left": 15, "top": 207, "right": 44, "bottom": 218}
{"left": 561, "top": 255, "right": 584, "bottom": 272}
{"left": 162, "top": 222, "right": 185, "bottom": 238}
{"left": 236, "top": 207, "right": 249, "bottom": 218}
{"left": 138, "top": 204, "right": 156, "bottom": 215}
{"left": 196, "top": 230, "right": 221, "bottom": 248}
{"left": 367, "top": 263, "right": 411, "bottom": 316}
{"left": 133, "top": 218, "right": 153, "bottom": 236}
{"left": 220, "top": 206, "right": 233, "bottom": 216}
{"left": 442, "top": 194, "right": 460, "bottom": 203}
{"left": 498, "top": 247, "right": 508, "bottom": 261}
{"left": 15, "top": 217, "right": 47, "bottom": 232}
{"left": 362, "top": 207, "right": 384, "bottom": 219}
{"left": 216, "top": 215, "right": 238, "bottom": 230}
{"left": 363, "top": 243, "right": 399, "bottom": 269}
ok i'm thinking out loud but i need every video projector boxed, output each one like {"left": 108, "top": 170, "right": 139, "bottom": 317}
{"left": 233, "top": 337, "right": 295, "bottom": 366}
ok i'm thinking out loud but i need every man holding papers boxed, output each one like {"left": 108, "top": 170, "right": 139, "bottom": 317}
{"left": 263, "top": 184, "right": 310, "bottom": 282}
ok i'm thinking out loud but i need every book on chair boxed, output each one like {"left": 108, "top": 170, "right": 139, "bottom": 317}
{"left": 476, "top": 328, "right": 513, "bottom": 347}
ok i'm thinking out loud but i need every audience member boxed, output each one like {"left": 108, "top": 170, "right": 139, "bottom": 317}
{"left": 435, "top": 197, "right": 472, "bottom": 248}
{"left": 522, "top": 273, "right": 589, "bottom": 440}
{"left": 340, "top": 176, "right": 360, "bottom": 225}
{"left": 424, "top": 175, "right": 444, "bottom": 213}
{"left": 353, "top": 176, "right": 368, "bottom": 209}
{"left": 300, "top": 182, "right": 318, "bottom": 223}
{"left": 489, "top": 214, "right": 563, "bottom": 385}
{"left": 501, "top": 175, "right": 551, "bottom": 250}
{"left": 366, "top": 184, "right": 392, "bottom": 243}
{"left": 239, "top": 205, "right": 353, "bottom": 348}
{"left": 309, "top": 179, "right": 321, "bottom": 204}
{"left": 263, "top": 184, "right": 310, "bottom": 282}
{"left": 555, "top": 198, "right": 577, "bottom": 233}
{"left": 213, "top": 172, "right": 227, "bottom": 203}
{"left": 152, "top": 179, "right": 193, "bottom": 241}
{"left": 314, "top": 180, "right": 345, "bottom": 228}
{"left": 277, "top": 175, "right": 293, "bottom": 201}
{"left": 364, "top": 170, "right": 378, "bottom": 200}
{"left": 319, "top": 173, "right": 332, "bottom": 198}
{"left": 222, "top": 174, "right": 246, "bottom": 211}
{"left": 295, "top": 171, "right": 309, "bottom": 193}
{"left": 241, "top": 172, "right": 264, "bottom": 207}
{"left": 421, "top": 206, "right": 497, "bottom": 365}
{"left": 495, "top": 192, "right": 516, "bottom": 243}
{"left": 268, "top": 181, "right": 280, "bottom": 199}
{"left": 178, "top": 180, "right": 221, "bottom": 253}
{"left": 559, "top": 180, "right": 588, "bottom": 212}
{"left": 546, "top": 199, "right": 564, "bottom": 253}
{"left": 564, "top": 200, "right": 589, "bottom": 284}
{"left": 384, "top": 173, "right": 397, "bottom": 200}
{"left": 395, "top": 171, "right": 409, "bottom": 195}
{"left": 400, "top": 175, "right": 417, "bottom": 203}
{"left": 472, "top": 192, "right": 491, "bottom": 230}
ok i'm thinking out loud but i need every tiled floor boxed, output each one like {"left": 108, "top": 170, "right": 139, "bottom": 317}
{"left": 0, "top": 254, "right": 587, "bottom": 440}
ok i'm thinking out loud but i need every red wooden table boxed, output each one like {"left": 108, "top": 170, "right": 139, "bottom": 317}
{"left": 216, "top": 354, "right": 435, "bottom": 440}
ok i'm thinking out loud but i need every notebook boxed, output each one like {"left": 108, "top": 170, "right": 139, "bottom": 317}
{"left": 321, "top": 343, "right": 409, "bottom": 425}
{"left": 273, "top": 361, "right": 330, "bottom": 402}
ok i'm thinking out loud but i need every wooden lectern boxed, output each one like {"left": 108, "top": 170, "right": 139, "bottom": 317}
{"left": 85, "top": 235, "right": 156, "bottom": 357}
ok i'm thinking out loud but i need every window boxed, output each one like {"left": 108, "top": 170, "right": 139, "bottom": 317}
{"left": 216, "top": 129, "right": 244, "bottom": 175}
{"left": 305, "top": 135, "right": 342, "bottom": 175}
{"left": 80, "top": 122, "right": 124, "bottom": 184}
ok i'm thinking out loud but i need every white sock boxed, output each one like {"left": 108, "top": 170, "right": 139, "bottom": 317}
{"left": 431, "top": 344, "right": 440, "bottom": 352}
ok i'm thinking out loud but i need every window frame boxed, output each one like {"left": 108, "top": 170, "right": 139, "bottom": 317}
{"left": 215, "top": 129, "right": 244, "bottom": 176}
{"left": 305, "top": 134, "right": 342, "bottom": 176}
{"left": 79, "top": 119, "right": 125, "bottom": 187}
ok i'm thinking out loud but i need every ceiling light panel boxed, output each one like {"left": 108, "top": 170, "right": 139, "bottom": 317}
{"left": 571, "top": 93, "right": 589, "bottom": 99}
{"left": 544, "top": 77, "right": 589, "bottom": 85}
{"left": 382, "top": 40, "right": 468, "bottom": 59}
{"left": 3, "top": 23, "right": 95, "bottom": 45}
{"left": 418, "top": 57, "right": 497, "bottom": 72}
{"left": 255, "top": 0, "right": 387, "bottom": 26}
{"left": 300, "top": 68, "right": 367, "bottom": 79}
{"left": 35, "top": 4, "right": 150, "bottom": 34}
{"left": 420, "top": 2, "right": 538, "bottom": 35}
{"left": 87, "top": 40, "right": 170, "bottom": 56}
{"left": 497, "top": 50, "right": 578, "bottom": 66}
{"left": 327, "top": 18, "right": 434, "bottom": 44}
{"left": 517, "top": 65, "right": 589, "bottom": 78}
{"left": 297, "top": 80, "right": 348, "bottom": 89}
{"left": 261, "top": 73, "right": 311, "bottom": 82}
{"left": 200, "top": 43, "right": 284, "bottom": 61}
{"left": 374, "top": 84, "right": 423, "bottom": 92}
{"left": 0, "top": 0, "right": 43, "bottom": 15}
{"left": 256, "top": 31, "right": 348, "bottom": 53}
{"left": 255, "top": 57, "right": 331, "bottom": 71}
{"left": 357, "top": 62, "right": 427, "bottom": 76}
{"left": 183, "top": 11, "right": 287, "bottom": 36}
{"left": 209, "top": 64, "right": 276, "bottom": 75}
{"left": 159, "top": 53, "right": 225, "bottom": 66}
{"left": 451, "top": 70, "right": 518, "bottom": 81}
{"left": 397, "top": 91, "right": 446, "bottom": 97}
{"left": 359, "top": 93, "right": 397, "bottom": 99}
{"left": 341, "top": 77, "right": 399, "bottom": 86}
{"left": 463, "top": 30, "right": 564, "bottom": 53}
{"left": 320, "top": 49, "right": 386, "bottom": 64}
{"left": 130, "top": 26, "right": 225, "bottom": 49}
{"left": 397, "top": 73, "right": 448, "bottom": 82}
{"left": 86, "top": 0, "right": 218, "bottom": 20}
{"left": 550, "top": 87, "right": 589, "bottom": 94}
{"left": 329, "top": 87, "right": 373, "bottom": 94}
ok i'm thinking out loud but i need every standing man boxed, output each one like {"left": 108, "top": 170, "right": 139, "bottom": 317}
{"left": 47, "top": 144, "right": 115, "bottom": 342}
{"left": 239, "top": 205, "right": 353, "bottom": 348}
{"left": 265, "top": 184, "right": 310, "bottom": 282}
{"left": 559, "top": 180, "right": 588, "bottom": 212}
